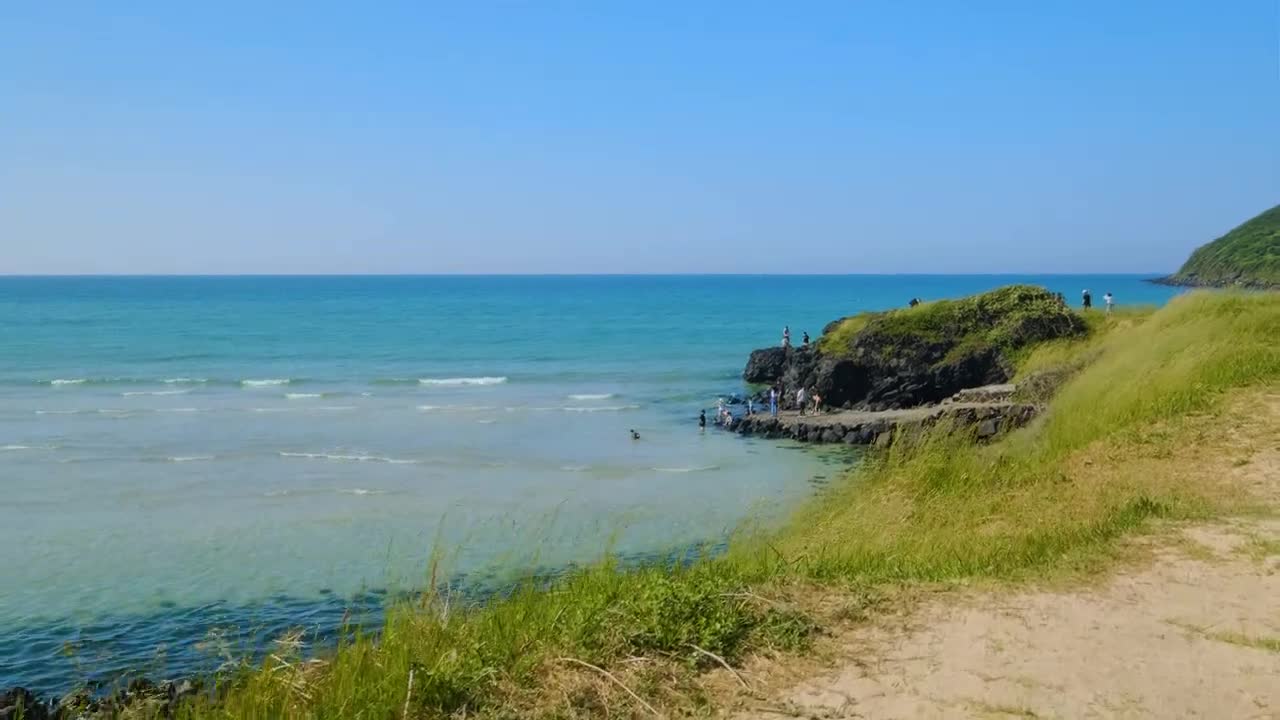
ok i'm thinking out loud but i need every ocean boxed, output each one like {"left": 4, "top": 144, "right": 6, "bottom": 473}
{"left": 0, "top": 274, "right": 1182, "bottom": 694}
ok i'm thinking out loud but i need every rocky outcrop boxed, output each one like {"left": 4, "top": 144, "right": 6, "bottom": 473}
{"left": 732, "top": 402, "right": 1037, "bottom": 446}
{"left": 742, "top": 286, "right": 1085, "bottom": 411}
{"left": 743, "top": 346, "right": 792, "bottom": 384}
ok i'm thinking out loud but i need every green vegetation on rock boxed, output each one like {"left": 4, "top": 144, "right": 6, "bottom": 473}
{"left": 819, "top": 285, "right": 1083, "bottom": 362}
{"left": 1163, "top": 203, "right": 1280, "bottom": 289}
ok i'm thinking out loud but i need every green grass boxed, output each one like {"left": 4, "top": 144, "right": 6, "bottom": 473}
{"left": 1206, "top": 631, "right": 1280, "bottom": 653}
{"left": 1012, "top": 305, "right": 1155, "bottom": 380}
{"left": 178, "top": 291, "right": 1280, "bottom": 719}
{"left": 1167, "top": 203, "right": 1280, "bottom": 288}
{"left": 816, "top": 284, "right": 1084, "bottom": 364}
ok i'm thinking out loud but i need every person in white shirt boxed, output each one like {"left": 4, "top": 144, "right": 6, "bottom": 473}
{"left": 796, "top": 387, "right": 807, "bottom": 416}
{"left": 1104, "top": 292, "right": 1114, "bottom": 314}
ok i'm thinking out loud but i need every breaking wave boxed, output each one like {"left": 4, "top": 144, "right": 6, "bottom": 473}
{"left": 418, "top": 377, "right": 507, "bottom": 386}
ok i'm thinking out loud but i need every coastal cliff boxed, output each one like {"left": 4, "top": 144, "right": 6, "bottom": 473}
{"left": 743, "top": 285, "right": 1084, "bottom": 411}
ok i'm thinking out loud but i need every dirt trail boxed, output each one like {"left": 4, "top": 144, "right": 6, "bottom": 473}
{"left": 735, "top": 405, "right": 1280, "bottom": 720}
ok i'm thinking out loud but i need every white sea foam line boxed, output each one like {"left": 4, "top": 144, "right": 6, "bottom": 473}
{"left": 653, "top": 465, "right": 720, "bottom": 473}
{"left": 252, "top": 408, "right": 293, "bottom": 413}
{"left": 122, "top": 390, "right": 189, "bottom": 397}
{"left": 163, "top": 377, "right": 208, "bottom": 384}
{"left": 317, "top": 405, "right": 357, "bottom": 411}
{"left": 418, "top": 376, "right": 507, "bottom": 386}
{"left": 35, "top": 410, "right": 80, "bottom": 415}
{"left": 568, "top": 393, "right": 615, "bottom": 400}
{"left": 339, "top": 488, "right": 387, "bottom": 496}
{"left": 157, "top": 407, "right": 201, "bottom": 413}
{"left": 168, "top": 455, "right": 214, "bottom": 463}
{"left": 560, "top": 464, "right": 590, "bottom": 472}
{"left": 285, "top": 393, "right": 322, "bottom": 399}
{"left": 241, "top": 378, "right": 291, "bottom": 387}
{"left": 279, "top": 452, "right": 417, "bottom": 464}
{"left": 1, "top": 444, "right": 56, "bottom": 451}
{"left": 416, "top": 405, "right": 497, "bottom": 412}
{"left": 50, "top": 379, "right": 87, "bottom": 386}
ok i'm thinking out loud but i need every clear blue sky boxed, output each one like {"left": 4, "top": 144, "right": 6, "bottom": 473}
{"left": 2, "top": 1, "right": 1277, "bottom": 274}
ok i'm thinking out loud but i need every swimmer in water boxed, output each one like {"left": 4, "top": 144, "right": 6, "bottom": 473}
{"left": 630, "top": 429, "right": 640, "bottom": 440}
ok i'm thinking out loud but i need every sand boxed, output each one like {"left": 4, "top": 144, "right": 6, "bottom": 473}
{"left": 734, "top": 402, "right": 1280, "bottom": 719}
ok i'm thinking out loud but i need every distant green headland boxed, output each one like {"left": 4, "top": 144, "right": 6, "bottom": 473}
{"left": 1158, "top": 203, "right": 1280, "bottom": 289}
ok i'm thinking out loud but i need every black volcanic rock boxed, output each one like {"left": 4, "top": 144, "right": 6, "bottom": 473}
{"left": 743, "top": 285, "right": 1085, "bottom": 411}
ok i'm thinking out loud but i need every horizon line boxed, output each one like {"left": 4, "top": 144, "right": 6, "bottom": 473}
{"left": 0, "top": 271, "right": 1174, "bottom": 278}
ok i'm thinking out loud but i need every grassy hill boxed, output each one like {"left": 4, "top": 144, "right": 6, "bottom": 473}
{"left": 1162, "top": 204, "right": 1280, "bottom": 288}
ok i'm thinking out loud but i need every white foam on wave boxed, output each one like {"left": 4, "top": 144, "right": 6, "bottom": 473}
{"left": 2, "top": 444, "right": 56, "bottom": 451}
{"left": 122, "top": 390, "right": 190, "bottom": 397}
{"left": 317, "top": 406, "right": 357, "bottom": 411}
{"left": 285, "top": 393, "right": 322, "bottom": 400}
{"left": 339, "top": 488, "right": 387, "bottom": 496}
{"left": 157, "top": 407, "right": 202, "bottom": 413}
{"left": 418, "top": 376, "right": 507, "bottom": 386}
{"left": 653, "top": 465, "right": 721, "bottom": 473}
{"left": 50, "top": 379, "right": 87, "bottom": 386}
{"left": 252, "top": 408, "right": 294, "bottom": 413}
{"left": 535, "top": 405, "right": 641, "bottom": 413}
{"left": 560, "top": 464, "right": 590, "bottom": 472}
{"left": 169, "top": 455, "right": 214, "bottom": 463}
{"left": 568, "top": 393, "right": 615, "bottom": 400}
{"left": 475, "top": 419, "right": 497, "bottom": 424}
{"left": 163, "top": 378, "right": 208, "bottom": 384}
{"left": 242, "top": 378, "right": 291, "bottom": 387}
{"left": 38, "top": 408, "right": 136, "bottom": 417}
{"left": 417, "top": 404, "right": 497, "bottom": 412}
{"left": 279, "top": 452, "right": 417, "bottom": 464}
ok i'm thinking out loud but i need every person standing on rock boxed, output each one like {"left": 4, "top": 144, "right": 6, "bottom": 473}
{"left": 1082, "top": 289, "right": 1092, "bottom": 309}
{"left": 769, "top": 386, "right": 778, "bottom": 416}
{"left": 796, "top": 386, "right": 807, "bottom": 416}
{"left": 782, "top": 326, "right": 791, "bottom": 348}
{"left": 811, "top": 389, "right": 822, "bottom": 415}
{"left": 802, "top": 331, "right": 810, "bottom": 347}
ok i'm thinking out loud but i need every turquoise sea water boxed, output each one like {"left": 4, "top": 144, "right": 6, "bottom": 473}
{"left": 0, "top": 275, "right": 1181, "bottom": 694}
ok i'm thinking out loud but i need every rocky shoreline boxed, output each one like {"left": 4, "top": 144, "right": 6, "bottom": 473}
{"left": 1148, "top": 274, "right": 1277, "bottom": 290}
{"left": 729, "top": 386, "right": 1036, "bottom": 445}
{"left": 1, "top": 678, "right": 202, "bottom": 720}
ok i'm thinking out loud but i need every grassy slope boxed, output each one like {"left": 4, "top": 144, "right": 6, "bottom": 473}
{"left": 1166, "top": 204, "right": 1280, "bottom": 288}
{"left": 181, "top": 292, "right": 1280, "bottom": 720}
